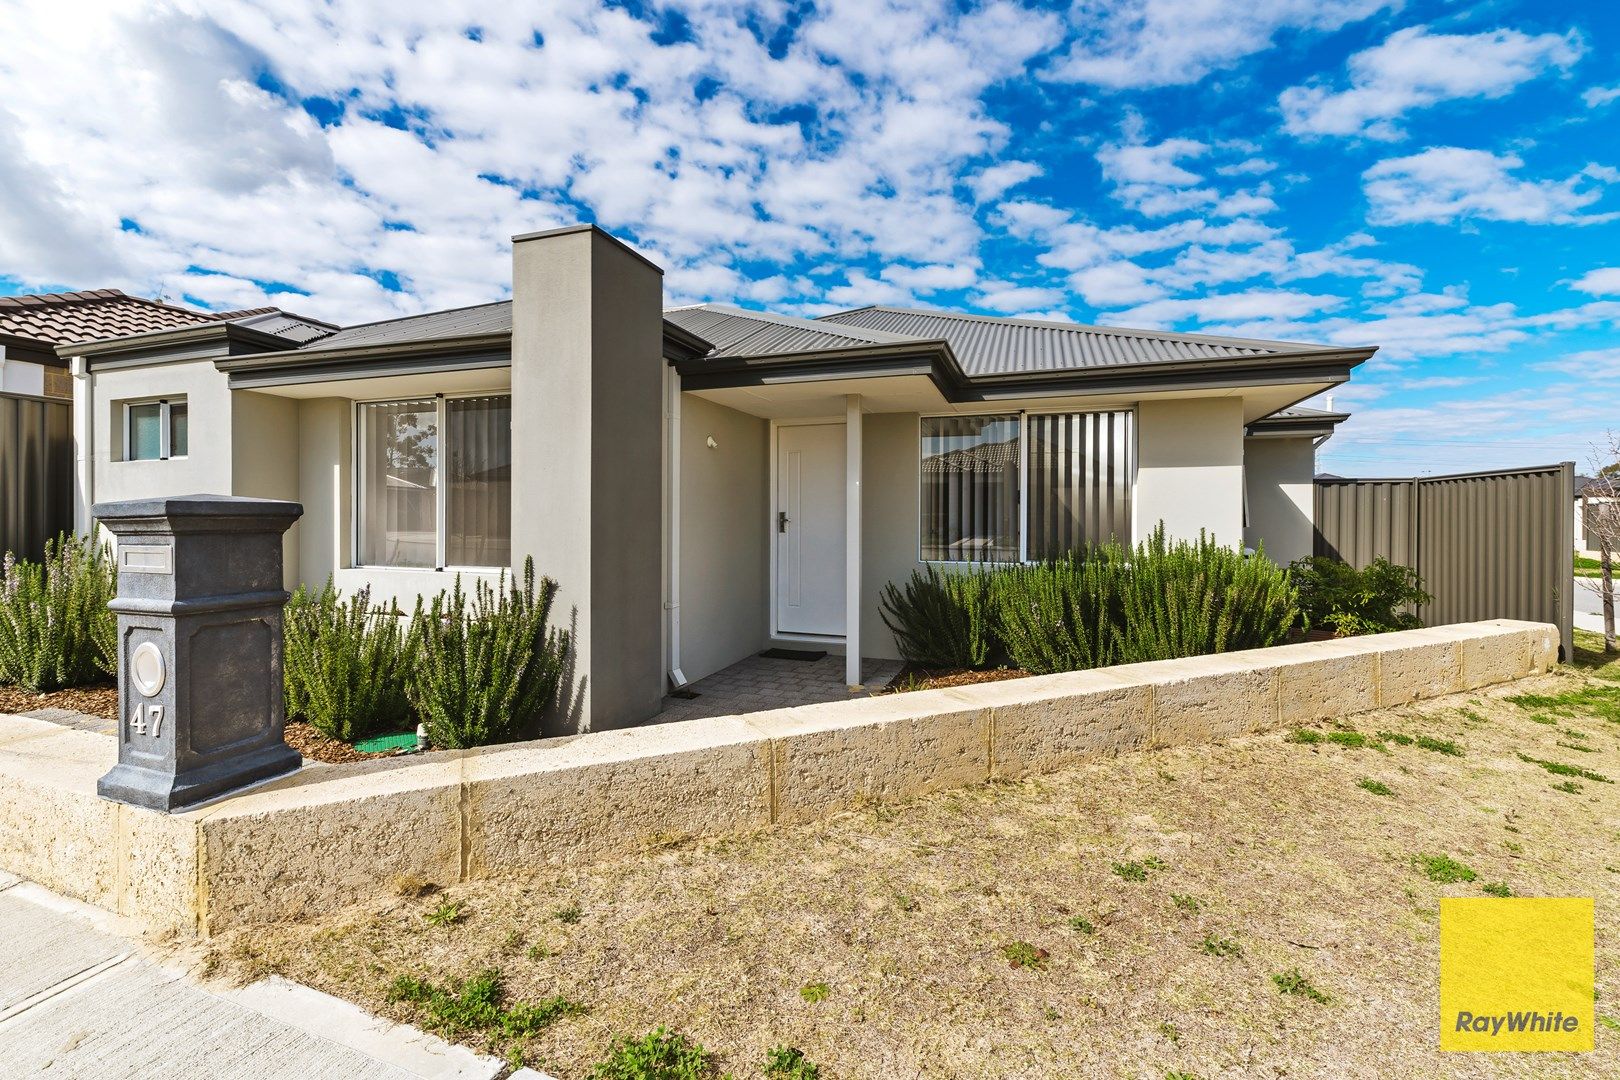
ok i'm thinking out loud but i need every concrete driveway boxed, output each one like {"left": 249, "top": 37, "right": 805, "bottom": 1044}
{"left": 0, "top": 871, "right": 505, "bottom": 1079}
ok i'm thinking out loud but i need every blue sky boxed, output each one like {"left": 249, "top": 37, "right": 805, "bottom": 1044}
{"left": 2, "top": 0, "right": 1618, "bottom": 475}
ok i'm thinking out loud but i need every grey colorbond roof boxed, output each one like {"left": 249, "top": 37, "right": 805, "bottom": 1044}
{"left": 817, "top": 305, "right": 1342, "bottom": 377}
{"left": 296, "top": 300, "right": 512, "bottom": 352}
{"left": 662, "top": 303, "right": 922, "bottom": 359}
{"left": 226, "top": 310, "right": 336, "bottom": 346}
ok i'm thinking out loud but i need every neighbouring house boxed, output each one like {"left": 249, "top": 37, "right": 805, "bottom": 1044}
{"left": 0, "top": 290, "right": 290, "bottom": 560}
{"left": 1575, "top": 473, "right": 1618, "bottom": 559}
{"left": 60, "top": 225, "right": 1373, "bottom": 732}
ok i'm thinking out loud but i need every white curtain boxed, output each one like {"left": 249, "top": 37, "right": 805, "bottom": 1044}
{"left": 445, "top": 396, "right": 512, "bottom": 567}
{"left": 359, "top": 399, "right": 438, "bottom": 567}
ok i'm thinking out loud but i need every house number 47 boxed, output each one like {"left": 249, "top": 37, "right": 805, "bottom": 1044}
{"left": 128, "top": 703, "right": 165, "bottom": 739}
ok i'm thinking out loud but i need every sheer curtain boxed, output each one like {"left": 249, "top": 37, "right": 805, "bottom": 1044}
{"left": 920, "top": 415, "right": 1020, "bottom": 562}
{"left": 445, "top": 395, "right": 511, "bottom": 567}
{"left": 359, "top": 399, "right": 438, "bottom": 567}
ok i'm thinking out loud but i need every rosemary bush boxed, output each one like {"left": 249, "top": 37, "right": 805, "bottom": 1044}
{"left": 407, "top": 558, "right": 569, "bottom": 749}
{"left": 992, "top": 554, "right": 1119, "bottom": 674}
{"left": 881, "top": 526, "right": 1299, "bottom": 676}
{"left": 878, "top": 566, "right": 997, "bottom": 669}
{"left": 283, "top": 581, "right": 414, "bottom": 741}
{"left": 0, "top": 534, "right": 116, "bottom": 690}
{"left": 1112, "top": 527, "right": 1298, "bottom": 661}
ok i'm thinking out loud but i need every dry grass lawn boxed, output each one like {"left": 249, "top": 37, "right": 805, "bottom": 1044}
{"left": 207, "top": 635, "right": 1620, "bottom": 1079}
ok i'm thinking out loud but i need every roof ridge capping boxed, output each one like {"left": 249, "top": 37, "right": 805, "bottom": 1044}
{"left": 822, "top": 304, "right": 1348, "bottom": 355}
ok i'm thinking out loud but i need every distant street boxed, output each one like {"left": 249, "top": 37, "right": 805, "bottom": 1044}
{"left": 1575, "top": 576, "right": 1615, "bottom": 634}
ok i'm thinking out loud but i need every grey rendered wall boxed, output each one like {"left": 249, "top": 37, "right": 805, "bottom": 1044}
{"left": 0, "top": 394, "right": 72, "bottom": 561}
{"left": 511, "top": 226, "right": 665, "bottom": 732}
{"left": 679, "top": 394, "right": 769, "bottom": 683}
{"left": 88, "top": 358, "right": 233, "bottom": 506}
{"left": 232, "top": 390, "right": 302, "bottom": 588}
{"left": 859, "top": 411, "right": 920, "bottom": 662}
{"left": 294, "top": 398, "right": 351, "bottom": 592}
{"left": 1136, "top": 397, "right": 1244, "bottom": 546}
{"left": 1243, "top": 436, "right": 1315, "bottom": 564}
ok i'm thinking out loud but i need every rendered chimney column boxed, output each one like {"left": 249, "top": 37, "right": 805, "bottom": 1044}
{"left": 510, "top": 225, "right": 666, "bottom": 732}
{"left": 94, "top": 495, "right": 303, "bottom": 812}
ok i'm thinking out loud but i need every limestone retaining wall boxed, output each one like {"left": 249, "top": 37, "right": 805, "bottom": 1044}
{"left": 0, "top": 620, "right": 1558, "bottom": 936}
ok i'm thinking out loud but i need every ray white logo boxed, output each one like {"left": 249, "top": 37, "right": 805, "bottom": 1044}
{"left": 1453, "top": 1010, "right": 1581, "bottom": 1037}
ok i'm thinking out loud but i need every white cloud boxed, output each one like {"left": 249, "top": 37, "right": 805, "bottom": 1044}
{"left": 0, "top": 0, "right": 1065, "bottom": 320}
{"left": 1281, "top": 25, "right": 1585, "bottom": 140}
{"left": 880, "top": 262, "right": 980, "bottom": 292}
{"left": 1584, "top": 85, "right": 1620, "bottom": 108}
{"left": 1534, "top": 347, "right": 1620, "bottom": 378}
{"left": 1363, "top": 148, "right": 1617, "bottom": 226}
{"left": 1095, "top": 136, "right": 1275, "bottom": 219}
{"left": 1104, "top": 289, "right": 1346, "bottom": 330}
{"left": 971, "top": 281, "right": 1069, "bottom": 313}
{"left": 967, "top": 161, "right": 1042, "bottom": 203}
{"left": 1047, "top": 0, "right": 1393, "bottom": 89}
{"left": 1570, "top": 268, "right": 1620, "bottom": 295}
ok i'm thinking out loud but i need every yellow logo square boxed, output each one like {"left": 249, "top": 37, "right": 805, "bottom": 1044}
{"left": 1440, "top": 897, "right": 1594, "bottom": 1052}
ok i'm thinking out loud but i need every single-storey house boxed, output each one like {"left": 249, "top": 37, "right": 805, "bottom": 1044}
{"left": 1575, "top": 474, "right": 1617, "bottom": 559}
{"left": 1, "top": 289, "right": 283, "bottom": 560}
{"left": 61, "top": 225, "right": 1372, "bottom": 731}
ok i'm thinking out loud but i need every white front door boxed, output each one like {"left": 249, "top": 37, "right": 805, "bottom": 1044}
{"left": 776, "top": 423, "right": 846, "bottom": 636}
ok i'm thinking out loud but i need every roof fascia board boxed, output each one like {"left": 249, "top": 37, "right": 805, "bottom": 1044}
{"left": 216, "top": 332, "right": 512, "bottom": 372}
{"left": 225, "top": 349, "right": 512, "bottom": 390}
{"left": 680, "top": 344, "right": 1361, "bottom": 403}
{"left": 65, "top": 322, "right": 291, "bottom": 365}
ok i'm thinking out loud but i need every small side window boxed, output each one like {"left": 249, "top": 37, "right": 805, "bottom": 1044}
{"left": 123, "top": 399, "right": 188, "bottom": 461}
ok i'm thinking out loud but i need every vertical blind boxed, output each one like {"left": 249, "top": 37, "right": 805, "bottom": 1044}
{"left": 1026, "top": 410, "right": 1134, "bottom": 559}
{"left": 920, "top": 415, "right": 1021, "bottom": 562}
{"left": 445, "top": 396, "right": 512, "bottom": 567}
{"left": 920, "top": 410, "right": 1134, "bottom": 563}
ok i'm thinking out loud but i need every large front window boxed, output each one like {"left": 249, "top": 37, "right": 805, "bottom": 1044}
{"left": 358, "top": 395, "right": 511, "bottom": 569}
{"left": 920, "top": 410, "right": 1134, "bottom": 563}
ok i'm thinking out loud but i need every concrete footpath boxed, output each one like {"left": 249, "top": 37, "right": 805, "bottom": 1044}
{"left": 0, "top": 869, "right": 507, "bottom": 1079}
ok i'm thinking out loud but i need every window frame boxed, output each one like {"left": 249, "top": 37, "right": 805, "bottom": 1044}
{"left": 123, "top": 398, "right": 187, "bottom": 461}
{"left": 352, "top": 391, "right": 513, "bottom": 572}
{"left": 916, "top": 406, "right": 1138, "bottom": 566}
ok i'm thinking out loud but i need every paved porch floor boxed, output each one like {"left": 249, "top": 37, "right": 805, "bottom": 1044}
{"left": 657, "top": 653, "right": 903, "bottom": 723}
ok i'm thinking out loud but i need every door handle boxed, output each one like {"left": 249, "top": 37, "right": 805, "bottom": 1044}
{"left": 778, "top": 511, "right": 790, "bottom": 533}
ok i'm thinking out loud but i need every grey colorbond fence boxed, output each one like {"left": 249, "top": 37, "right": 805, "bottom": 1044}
{"left": 1315, "top": 462, "right": 1574, "bottom": 659}
{"left": 0, "top": 395, "right": 73, "bottom": 562}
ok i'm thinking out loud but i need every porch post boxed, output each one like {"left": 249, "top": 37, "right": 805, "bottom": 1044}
{"left": 845, "top": 394, "right": 862, "bottom": 689}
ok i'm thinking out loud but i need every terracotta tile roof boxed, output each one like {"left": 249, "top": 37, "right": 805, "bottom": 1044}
{"left": 0, "top": 289, "right": 244, "bottom": 347}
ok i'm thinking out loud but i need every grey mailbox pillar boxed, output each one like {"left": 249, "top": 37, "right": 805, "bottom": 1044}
{"left": 94, "top": 495, "right": 303, "bottom": 812}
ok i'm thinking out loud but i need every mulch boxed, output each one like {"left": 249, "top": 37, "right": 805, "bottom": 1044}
{"left": 887, "top": 666, "right": 1034, "bottom": 692}
{"left": 283, "top": 720, "right": 397, "bottom": 765}
{"left": 0, "top": 682, "right": 117, "bottom": 719}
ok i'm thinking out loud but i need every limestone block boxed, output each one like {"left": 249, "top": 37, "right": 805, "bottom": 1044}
{"left": 747, "top": 691, "right": 989, "bottom": 825}
{"left": 943, "top": 669, "right": 1151, "bottom": 780}
{"left": 465, "top": 716, "right": 772, "bottom": 876}
{"left": 1370, "top": 628, "right": 1463, "bottom": 707}
{"left": 193, "top": 759, "right": 463, "bottom": 933}
{"left": 1458, "top": 624, "right": 1532, "bottom": 690}
{"left": 1107, "top": 653, "right": 1278, "bottom": 746}
{"left": 117, "top": 805, "right": 200, "bottom": 936}
{"left": 1268, "top": 641, "right": 1380, "bottom": 725}
{"left": 0, "top": 726, "right": 121, "bottom": 907}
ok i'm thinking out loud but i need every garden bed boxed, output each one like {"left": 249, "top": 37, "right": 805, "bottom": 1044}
{"left": 885, "top": 666, "right": 1034, "bottom": 692}
{"left": 0, "top": 682, "right": 116, "bottom": 719}
{"left": 202, "top": 632, "right": 1620, "bottom": 1079}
